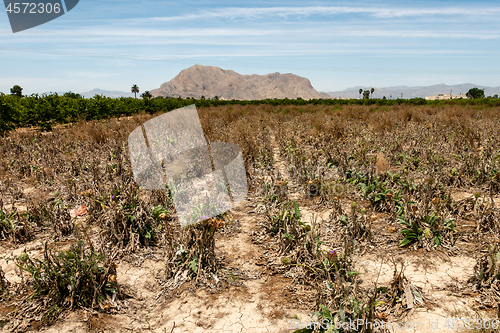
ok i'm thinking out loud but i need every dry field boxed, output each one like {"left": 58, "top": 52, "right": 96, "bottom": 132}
{"left": 1, "top": 103, "right": 500, "bottom": 332}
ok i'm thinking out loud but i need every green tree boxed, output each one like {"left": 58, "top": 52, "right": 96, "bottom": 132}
{"left": 466, "top": 87, "right": 485, "bottom": 99}
{"left": 0, "top": 96, "right": 16, "bottom": 134}
{"left": 370, "top": 87, "right": 375, "bottom": 99}
{"left": 131, "top": 84, "right": 139, "bottom": 98}
{"left": 363, "top": 90, "right": 370, "bottom": 99}
{"left": 10, "top": 85, "right": 23, "bottom": 97}
{"left": 359, "top": 88, "right": 362, "bottom": 99}
{"left": 141, "top": 91, "right": 152, "bottom": 99}
{"left": 63, "top": 91, "right": 82, "bottom": 99}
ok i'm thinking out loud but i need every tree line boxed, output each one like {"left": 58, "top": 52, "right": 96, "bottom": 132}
{"left": 1, "top": 86, "right": 498, "bottom": 135}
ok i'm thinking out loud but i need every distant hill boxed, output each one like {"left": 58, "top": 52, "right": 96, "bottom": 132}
{"left": 150, "top": 64, "right": 331, "bottom": 100}
{"left": 79, "top": 81, "right": 499, "bottom": 101}
{"left": 325, "top": 84, "right": 500, "bottom": 99}
{"left": 80, "top": 88, "right": 135, "bottom": 98}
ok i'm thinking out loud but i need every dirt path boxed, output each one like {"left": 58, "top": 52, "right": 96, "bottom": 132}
{"left": 0, "top": 134, "right": 314, "bottom": 333}
{"left": 141, "top": 200, "right": 311, "bottom": 333}
{"left": 23, "top": 197, "right": 312, "bottom": 333}
{"left": 268, "top": 133, "right": 301, "bottom": 203}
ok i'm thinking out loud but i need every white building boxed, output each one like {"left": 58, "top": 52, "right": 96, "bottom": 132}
{"left": 425, "top": 93, "right": 468, "bottom": 101}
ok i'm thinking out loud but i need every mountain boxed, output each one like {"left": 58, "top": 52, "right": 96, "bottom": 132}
{"left": 150, "top": 64, "right": 331, "bottom": 100}
{"left": 325, "top": 84, "right": 500, "bottom": 99}
{"left": 80, "top": 88, "right": 135, "bottom": 98}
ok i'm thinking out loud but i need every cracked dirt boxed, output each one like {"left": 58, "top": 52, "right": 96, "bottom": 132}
{"left": 355, "top": 252, "right": 479, "bottom": 332}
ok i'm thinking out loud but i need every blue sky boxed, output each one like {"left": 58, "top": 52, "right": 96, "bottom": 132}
{"left": 1, "top": 0, "right": 499, "bottom": 95}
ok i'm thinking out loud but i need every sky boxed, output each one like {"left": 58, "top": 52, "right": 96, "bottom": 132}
{"left": 1, "top": 0, "right": 500, "bottom": 95}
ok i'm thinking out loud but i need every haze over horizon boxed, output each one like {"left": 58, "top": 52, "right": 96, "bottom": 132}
{"left": 1, "top": 0, "right": 499, "bottom": 95}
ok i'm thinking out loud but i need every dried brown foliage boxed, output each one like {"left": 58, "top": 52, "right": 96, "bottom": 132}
{"left": 2, "top": 102, "right": 500, "bottom": 330}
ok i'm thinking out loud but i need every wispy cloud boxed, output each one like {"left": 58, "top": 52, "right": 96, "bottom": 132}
{"left": 3, "top": 26, "right": 499, "bottom": 44}
{"left": 0, "top": 43, "right": 490, "bottom": 62}
{"left": 136, "top": 5, "right": 500, "bottom": 22}
{"left": 2, "top": 1, "right": 500, "bottom": 94}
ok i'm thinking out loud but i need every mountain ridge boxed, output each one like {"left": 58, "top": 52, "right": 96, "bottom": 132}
{"left": 150, "top": 64, "right": 331, "bottom": 100}
{"left": 80, "top": 88, "right": 135, "bottom": 98}
{"left": 325, "top": 83, "right": 500, "bottom": 99}
{"left": 77, "top": 66, "right": 500, "bottom": 100}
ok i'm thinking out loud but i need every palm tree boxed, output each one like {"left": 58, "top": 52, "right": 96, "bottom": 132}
{"left": 131, "top": 84, "right": 139, "bottom": 98}
{"left": 359, "top": 88, "right": 362, "bottom": 99}
{"left": 141, "top": 91, "right": 152, "bottom": 99}
{"left": 370, "top": 88, "right": 375, "bottom": 99}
